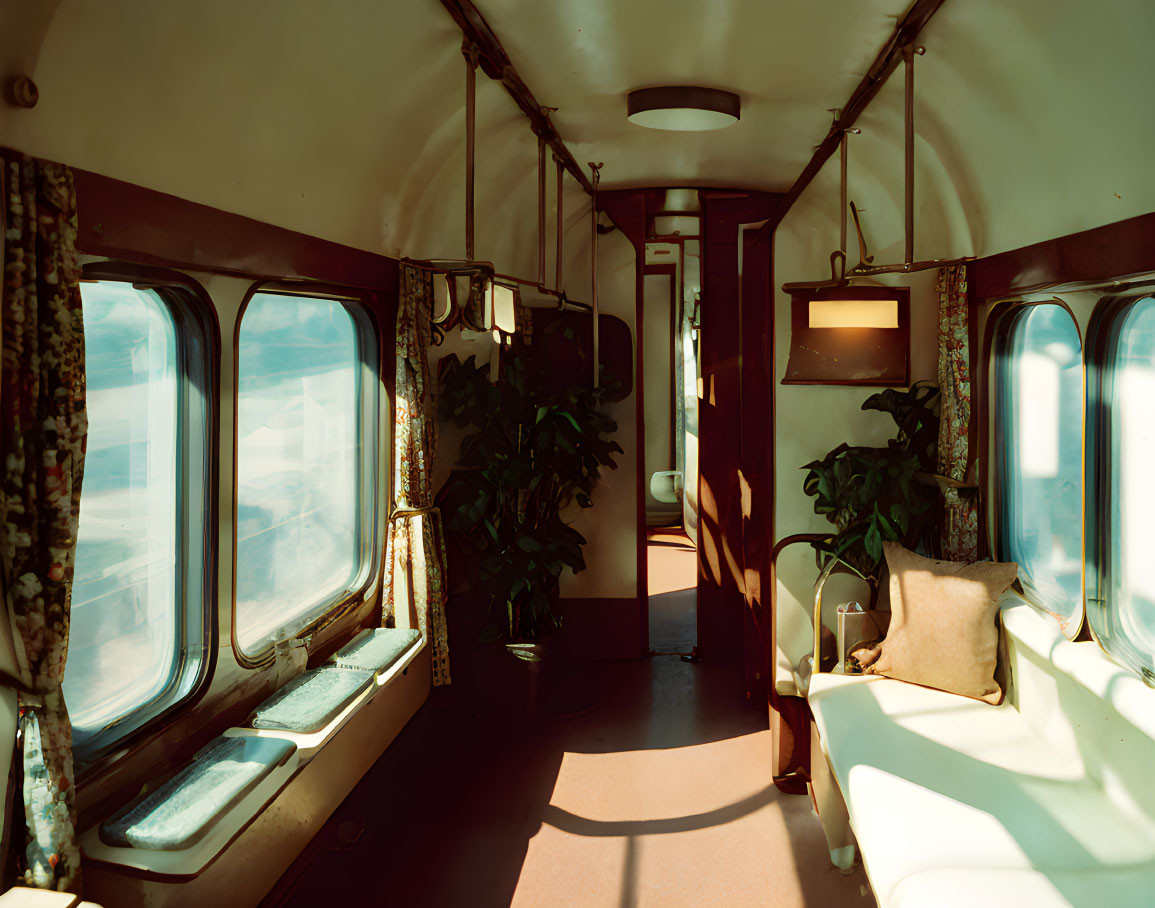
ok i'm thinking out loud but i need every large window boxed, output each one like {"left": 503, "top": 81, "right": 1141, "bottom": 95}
{"left": 64, "top": 279, "right": 212, "bottom": 760}
{"left": 995, "top": 304, "right": 1084, "bottom": 635}
{"left": 234, "top": 292, "right": 378, "bottom": 659}
{"left": 1089, "top": 297, "right": 1155, "bottom": 680}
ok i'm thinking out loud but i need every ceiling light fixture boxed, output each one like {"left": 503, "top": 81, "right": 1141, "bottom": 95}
{"left": 627, "top": 86, "right": 740, "bottom": 131}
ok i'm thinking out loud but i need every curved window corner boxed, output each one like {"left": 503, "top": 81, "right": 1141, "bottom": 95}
{"left": 234, "top": 291, "right": 380, "bottom": 662}
{"left": 1088, "top": 296, "right": 1155, "bottom": 682}
{"left": 994, "top": 303, "right": 1084, "bottom": 638}
{"left": 65, "top": 278, "right": 214, "bottom": 764}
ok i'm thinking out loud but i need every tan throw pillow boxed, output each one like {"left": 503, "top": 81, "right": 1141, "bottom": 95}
{"left": 867, "top": 542, "right": 1018, "bottom": 704}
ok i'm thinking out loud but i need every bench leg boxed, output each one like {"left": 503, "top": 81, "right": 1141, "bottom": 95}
{"left": 808, "top": 722, "right": 857, "bottom": 871}
{"left": 771, "top": 696, "right": 811, "bottom": 794}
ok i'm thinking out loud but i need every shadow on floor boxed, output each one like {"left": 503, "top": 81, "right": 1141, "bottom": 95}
{"left": 262, "top": 646, "right": 871, "bottom": 907}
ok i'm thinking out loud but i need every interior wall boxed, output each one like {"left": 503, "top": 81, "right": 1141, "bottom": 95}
{"left": 770, "top": 0, "right": 1155, "bottom": 673}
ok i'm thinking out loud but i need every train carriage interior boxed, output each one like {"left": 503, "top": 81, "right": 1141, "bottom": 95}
{"left": 1, "top": 0, "right": 1154, "bottom": 905}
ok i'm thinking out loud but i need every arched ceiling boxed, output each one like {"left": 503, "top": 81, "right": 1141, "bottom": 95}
{"left": 2, "top": 0, "right": 1152, "bottom": 268}
{"left": 472, "top": 0, "right": 910, "bottom": 191}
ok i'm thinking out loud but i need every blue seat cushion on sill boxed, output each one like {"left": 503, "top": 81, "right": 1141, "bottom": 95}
{"left": 100, "top": 736, "right": 295, "bottom": 851}
{"left": 251, "top": 666, "right": 374, "bottom": 733}
{"left": 333, "top": 627, "right": 421, "bottom": 674}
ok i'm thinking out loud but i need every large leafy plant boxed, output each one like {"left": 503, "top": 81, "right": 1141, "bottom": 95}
{"left": 801, "top": 381, "right": 941, "bottom": 582}
{"left": 437, "top": 349, "right": 622, "bottom": 642}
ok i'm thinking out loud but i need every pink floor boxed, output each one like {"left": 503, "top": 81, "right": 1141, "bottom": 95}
{"left": 263, "top": 545, "right": 873, "bottom": 906}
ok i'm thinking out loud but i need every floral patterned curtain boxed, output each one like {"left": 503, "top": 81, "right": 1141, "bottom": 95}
{"left": 385, "top": 264, "right": 451, "bottom": 686}
{"left": 936, "top": 264, "right": 979, "bottom": 561}
{"left": 1, "top": 150, "right": 87, "bottom": 890}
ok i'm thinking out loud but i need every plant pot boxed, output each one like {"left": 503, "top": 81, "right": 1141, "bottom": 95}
{"left": 505, "top": 638, "right": 593, "bottom": 721}
{"left": 505, "top": 640, "right": 549, "bottom": 721}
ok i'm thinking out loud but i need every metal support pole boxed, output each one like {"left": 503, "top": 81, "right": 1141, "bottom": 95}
{"left": 903, "top": 45, "right": 925, "bottom": 266}
{"left": 840, "top": 130, "right": 848, "bottom": 259}
{"left": 589, "top": 162, "right": 603, "bottom": 389}
{"left": 555, "top": 157, "right": 565, "bottom": 292}
{"left": 464, "top": 43, "right": 478, "bottom": 261}
{"left": 537, "top": 135, "right": 547, "bottom": 286}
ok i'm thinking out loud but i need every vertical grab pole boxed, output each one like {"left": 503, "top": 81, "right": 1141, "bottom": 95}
{"left": 589, "top": 162, "right": 603, "bottom": 388}
{"left": 464, "top": 43, "right": 478, "bottom": 261}
{"left": 839, "top": 129, "right": 848, "bottom": 260}
{"left": 903, "top": 45, "right": 925, "bottom": 267}
{"left": 537, "top": 135, "right": 547, "bottom": 287}
{"left": 555, "top": 156, "right": 565, "bottom": 292}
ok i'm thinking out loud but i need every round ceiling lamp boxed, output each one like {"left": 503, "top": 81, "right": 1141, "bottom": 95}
{"left": 626, "top": 86, "right": 740, "bottom": 131}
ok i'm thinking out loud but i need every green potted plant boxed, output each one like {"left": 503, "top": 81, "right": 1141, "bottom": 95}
{"left": 437, "top": 346, "right": 622, "bottom": 663}
{"left": 801, "top": 381, "right": 942, "bottom": 587}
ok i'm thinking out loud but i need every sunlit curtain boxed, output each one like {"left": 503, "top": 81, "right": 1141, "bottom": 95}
{"left": 936, "top": 264, "right": 979, "bottom": 560}
{"left": 385, "top": 265, "right": 450, "bottom": 686}
{"left": 1, "top": 150, "right": 87, "bottom": 890}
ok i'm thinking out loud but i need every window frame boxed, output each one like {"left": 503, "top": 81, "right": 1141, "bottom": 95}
{"left": 991, "top": 300, "right": 1086, "bottom": 640}
{"left": 71, "top": 263, "right": 219, "bottom": 770}
{"left": 1085, "top": 294, "right": 1155, "bottom": 681}
{"left": 231, "top": 282, "right": 383, "bottom": 668}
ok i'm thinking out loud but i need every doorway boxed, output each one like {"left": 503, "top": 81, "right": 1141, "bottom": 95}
{"left": 643, "top": 196, "right": 701, "bottom": 654}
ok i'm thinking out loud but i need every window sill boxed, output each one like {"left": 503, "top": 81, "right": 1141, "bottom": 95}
{"left": 80, "top": 632, "right": 425, "bottom": 881}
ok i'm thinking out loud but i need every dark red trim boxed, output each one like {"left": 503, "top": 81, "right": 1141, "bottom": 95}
{"left": 738, "top": 219, "right": 776, "bottom": 702}
{"left": 697, "top": 191, "right": 779, "bottom": 661}
{"left": 969, "top": 211, "right": 1155, "bottom": 300}
{"left": 74, "top": 170, "right": 400, "bottom": 291}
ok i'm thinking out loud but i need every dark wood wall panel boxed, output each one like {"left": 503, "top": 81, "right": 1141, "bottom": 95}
{"left": 738, "top": 218, "right": 778, "bottom": 700}
{"left": 697, "top": 190, "right": 780, "bottom": 660}
{"left": 74, "top": 170, "right": 400, "bottom": 292}
{"left": 970, "top": 210, "right": 1155, "bottom": 300}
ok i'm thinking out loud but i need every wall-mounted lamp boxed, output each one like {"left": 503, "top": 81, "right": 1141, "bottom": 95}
{"left": 627, "top": 86, "right": 740, "bottom": 131}
{"left": 808, "top": 298, "right": 899, "bottom": 329}
{"left": 783, "top": 286, "right": 910, "bottom": 385}
{"left": 490, "top": 281, "right": 518, "bottom": 335}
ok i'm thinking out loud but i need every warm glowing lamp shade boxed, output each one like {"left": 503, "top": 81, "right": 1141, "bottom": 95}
{"left": 491, "top": 282, "right": 517, "bottom": 334}
{"left": 784, "top": 287, "right": 910, "bottom": 385}
{"left": 627, "top": 87, "right": 740, "bottom": 131}
{"left": 809, "top": 298, "right": 899, "bottom": 329}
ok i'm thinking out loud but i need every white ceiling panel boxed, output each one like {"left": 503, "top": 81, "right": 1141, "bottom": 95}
{"left": 473, "top": 0, "right": 913, "bottom": 190}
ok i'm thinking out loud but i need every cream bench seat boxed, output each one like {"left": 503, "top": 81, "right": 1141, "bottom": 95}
{"left": 807, "top": 595, "right": 1155, "bottom": 908}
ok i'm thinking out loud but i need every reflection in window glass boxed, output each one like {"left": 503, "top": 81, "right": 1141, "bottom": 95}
{"left": 997, "top": 305, "right": 1083, "bottom": 632}
{"left": 235, "top": 293, "right": 374, "bottom": 657}
{"left": 65, "top": 283, "right": 181, "bottom": 745}
{"left": 1102, "top": 298, "right": 1155, "bottom": 676}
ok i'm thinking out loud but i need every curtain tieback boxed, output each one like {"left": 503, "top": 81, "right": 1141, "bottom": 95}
{"left": 390, "top": 505, "right": 440, "bottom": 522}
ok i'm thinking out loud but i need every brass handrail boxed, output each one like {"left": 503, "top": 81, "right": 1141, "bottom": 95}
{"left": 812, "top": 557, "right": 841, "bottom": 675}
